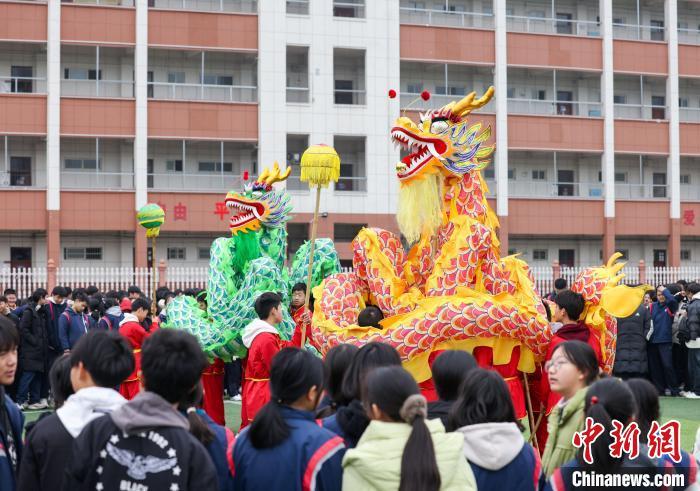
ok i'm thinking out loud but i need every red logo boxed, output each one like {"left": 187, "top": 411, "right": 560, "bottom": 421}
{"left": 609, "top": 420, "right": 640, "bottom": 459}
{"left": 683, "top": 209, "right": 696, "bottom": 227}
{"left": 214, "top": 202, "right": 228, "bottom": 221}
{"left": 648, "top": 420, "right": 681, "bottom": 463}
{"left": 174, "top": 202, "right": 187, "bottom": 221}
{"left": 572, "top": 417, "right": 605, "bottom": 464}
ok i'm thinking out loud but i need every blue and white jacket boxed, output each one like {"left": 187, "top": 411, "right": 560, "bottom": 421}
{"left": 232, "top": 406, "right": 345, "bottom": 491}
{"left": 0, "top": 389, "right": 24, "bottom": 491}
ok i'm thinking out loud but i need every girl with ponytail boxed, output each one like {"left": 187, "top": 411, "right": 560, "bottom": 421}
{"left": 342, "top": 366, "right": 475, "bottom": 491}
{"left": 178, "top": 383, "right": 235, "bottom": 491}
{"left": 546, "top": 378, "right": 660, "bottom": 491}
{"left": 232, "top": 348, "right": 345, "bottom": 490}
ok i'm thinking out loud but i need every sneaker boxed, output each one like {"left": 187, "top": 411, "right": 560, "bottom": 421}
{"left": 680, "top": 391, "right": 688, "bottom": 397}
{"left": 232, "top": 394, "right": 242, "bottom": 402}
{"left": 39, "top": 398, "right": 49, "bottom": 408}
{"left": 19, "top": 402, "right": 28, "bottom": 411}
{"left": 27, "top": 402, "right": 46, "bottom": 410}
{"left": 683, "top": 392, "right": 700, "bottom": 399}
{"left": 664, "top": 389, "right": 672, "bottom": 396}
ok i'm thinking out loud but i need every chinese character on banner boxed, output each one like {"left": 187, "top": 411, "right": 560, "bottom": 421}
{"left": 174, "top": 202, "right": 187, "bottom": 221}
{"left": 214, "top": 202, "right": 228, "bottom": 221}
{"left": 648, "top": 420, "right": 681, "bottom": 463}
{"left": 157, "top": 202, "right": 167, "bottom": 215}
{"left": 683, "top": 209, "right": 696, "bottom": 227}
{"left": 609, "top": 420, "right": 640, "bottom": 459}
{"left": 572, "top": 417, "right": 605, "bottom": 465}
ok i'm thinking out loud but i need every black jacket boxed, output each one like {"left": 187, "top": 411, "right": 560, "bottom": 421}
{"left": 19, "top": 303, "right": 49, "bottom": 373}
{"left": 18, "top": 413, "right": 73, "bottom": 491}
{"left": 684, "top": 297, "right": 700, "bottom": 343}
{"left": 62, "top": 392, "right": 218, "bottom": 491}
{"left": 613, "top": 304, "right": 651, "bottom": 375}
{"left": 427, "top": 399, "right": 453, "bottom": 428}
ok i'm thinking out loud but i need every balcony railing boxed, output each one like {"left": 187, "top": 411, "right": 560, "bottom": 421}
{"left": 681, "top": 183, "right": 700, "bottom": 201}
{"left": 335, "top": 175, "right": 367, "bottom": 192}
{"left": 613, "top": 22, "right": 666, "bottom": 41}
{"left": 399, "top": 7, "right": 494, "bottom": 29}
{"left": 400, "top": 92, "right": 495, "bottom": 112}
{"left": 149, "top": 0, "right": 257, "bottom": 13}
{"left": 149, "top": 82, "right": 257, "bottom": 103}
{"left": 0, "top": 76, "right": 47, "bottom": 94}
{"left": 613, "top": 103, "right": 667, "bottom": 120}
{"left": 148, "top": 172, "right": 245, "bottom": 191}
{"left": 507, "top": 98, "right": 602, "bottom": 117}
{"left": 61, "top": 0, "right": 134, "bottom": 6}
{"left": 334, "top": 88, "right": 366, "bottom": 106}
{"left": 333, "top": 1, "right": 364, "bottom": 19}
{"left": 286, "top": 86, "right": 309, "bottom": 103}
{"left": 61, "top": 171, "right": 134, "bottom": 190}
{"left": 61, "top": 79, "right": 134, "bottom": 98}
{"left": 678, "top": 28, "right": 700, "bottom": 45}
{"left": 615, "top": 182, "right": 669, "bottom": 200}
{"left": 506, "top": 15, "right": 600, "bottom": 37}
{"left": 508, "top": 180, "right": 604, "bottom": 199}
{"left": 680, "top": 107, "right": 700, "bottom": 123}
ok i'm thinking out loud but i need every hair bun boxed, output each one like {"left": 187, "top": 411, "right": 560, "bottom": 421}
{"left": 399, "top": 394, "right": 427, "bottom": 424}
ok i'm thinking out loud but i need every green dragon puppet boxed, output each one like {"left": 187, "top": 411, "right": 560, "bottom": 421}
{"left": 165, "top": 162, "right": 341, "bottom": 360}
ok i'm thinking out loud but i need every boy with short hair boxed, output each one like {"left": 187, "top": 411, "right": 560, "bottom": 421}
{"left": 240, "top": 292, "right": 284, "bottom": 428}
{"left": 62, "top": 329, "right": 218, "bottom": 491}
{"left": 0, "top": 317, "right": 23, "bottom": 490}
{"left": 18, "top": 330, "right": 134, "bottom": 491}
{"left": 59, "top": 292, "right": 92, "bottom": 352}
{"left": 118, "top": 298, "right": 152, "bottom": 400}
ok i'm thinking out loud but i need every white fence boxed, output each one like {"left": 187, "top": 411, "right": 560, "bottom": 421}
{"left": 1, "top": 264, "right": 699, "bottom": 300}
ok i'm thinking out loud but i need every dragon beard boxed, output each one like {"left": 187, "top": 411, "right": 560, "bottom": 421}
{"left": 397, "top": 173, "right": 444, "bottom": 245}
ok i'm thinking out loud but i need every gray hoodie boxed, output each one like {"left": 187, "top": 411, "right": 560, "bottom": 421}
{"left": 110, "top": 391, "right": 189, "bottom": 435}
{"left": 455, "top": 422, "right": 525, "bottom": 470}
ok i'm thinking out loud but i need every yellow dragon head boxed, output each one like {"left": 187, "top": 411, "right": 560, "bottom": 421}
{"left": 391, "top": 86, "right": 495, "bottom": 185}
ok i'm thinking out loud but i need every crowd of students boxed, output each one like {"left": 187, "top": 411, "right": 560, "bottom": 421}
{"left": 0, "top": 281, "right": 698, "bottom": 490}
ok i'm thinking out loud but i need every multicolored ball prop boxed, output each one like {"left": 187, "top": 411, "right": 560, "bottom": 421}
{"left": 137, "top": 203, "right": 165, "bottom": 238}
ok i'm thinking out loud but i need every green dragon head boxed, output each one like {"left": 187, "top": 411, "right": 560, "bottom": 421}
{"left": 225, "top": 162, "right": 294, "bottom": 236}
{"left": 391, "top": 87, "right": 495, "bottom": 185}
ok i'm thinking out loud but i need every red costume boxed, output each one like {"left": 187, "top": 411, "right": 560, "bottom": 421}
{"left": 239, "top": 319, "right": 282, "bottom": 429}
{"left": 417, "top": 350, "right": 443, "bottom": 402}
{"left": 118, "top": 313, "right": 151, "bottom": 400}
{"left": 289, "top": 305, "right": 318, "bottom": 350}
{"left": 473, "top": 346, "right": 526, "bottom": 420}
{"left": 202, "top": 358, "right": 226, "bottom": 425}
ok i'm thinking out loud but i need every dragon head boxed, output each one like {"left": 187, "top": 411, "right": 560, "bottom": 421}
{"left": 224, "top": 162, "right": 293, "bottom": 235}
{"left": 391, "top": 86, "right": 495, "bottom": 184}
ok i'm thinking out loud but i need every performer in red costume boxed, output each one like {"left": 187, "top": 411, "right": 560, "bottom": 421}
{"left": 239, "top": 292, "right": 284, "bottom": 429}
{"left": 201, "top": 358, "right": 226, "bottom": 425}
{"left": 288, "top": 283, "right": 316, "bottom": 350}
{"left": 118, "top": 298, "right": 152, "bottom": 400}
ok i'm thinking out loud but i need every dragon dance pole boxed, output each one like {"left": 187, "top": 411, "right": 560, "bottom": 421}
{"left": 522, "top": 372, "right": 539, "bottom": 452}
{"left": 136, "top": 203, "right": 165, "bottom": 317}
{"left": 299, "top": 145, "right": 340, "bottom": 348}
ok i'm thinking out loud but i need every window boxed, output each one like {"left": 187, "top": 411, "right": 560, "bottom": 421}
{"left": 286, "top": 134, "right": 309, "bottom": 191}
{"left": 198, "top": 162, "right": 233, "bottom": 173}
{"left": 680, "top": 174, "right": 691, "bottom": 184}
{"left": 287, "top": 46, "right": 310, "bottom": 103}
{"left": 679, "top": 98, "right": 689, "bottom": 108}
{"left": 64, "top": 159, "right": 99, "bottom": 170}
{"left": 166, "top": 160, "right": 183, "bottom": 172}
{"left": 613, "top": 94, "right": 627, "bottom": 104}
{"left": 484, "top": 167, "right": 495, "bottom": 179}
{"left": 615, "top": 172, "right": 627, "bottom": 183}
{"left": 287, "top": 0, "right": 309, "bottom": 15}
{"left": 64, "top": 68, "right": 101, "bottom": 80}
{"left": 202, "top": 75, "right": 233, "bottom": 86}
{"left": 334, "top": 223, "right": 366, "bottom": 242}
{"left": 168, "top": 72, "right": 185, "bottom": 84}
{"left": 334, "top": 136, "right": 366, "bottom": 191}
{"left": 198, "top": 247, "right": 210, "bottom": 260}
{"left": 406, "top": 83, "right": 423, "bottom": 94}
{"left": 287, "top": 223, "right": 309, "bottom": 257}
{"left": 508, "top": 169, "right": 515, "bottom": 180}
{"left": 534, "top": 90, "right": 546, "bottom": 101}
{"left": 618, "top": 249, "right": 629, "bottom": 260}
{"left": 167, "top": 247, "right": 186, "bottom": 260}
{"left": 506, "top": 87, "right": 515, "bottom": 99}
{"left": 64, "top": 247, "right": 102, "bottom": 261}
{"left": 436, "top": 86, "right": 467, "bottom": 96}
{"left": 681, "top": 250, "right": 691, "bottom": 261}
{"left": 334, "top": 48, "right": 365, "bottom": 105}
{"left": 533, "top": 249, "right": 548, "bottom": 260}
{"left": 532, "top": 170, "right": 546, "bottom": 180}
{"left": 333, "top": 0, "right": 365, "bottom": 18}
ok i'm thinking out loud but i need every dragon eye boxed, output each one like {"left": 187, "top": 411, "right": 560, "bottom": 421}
{"left": 430, "top": 120, "right": 449, "bottom": 134}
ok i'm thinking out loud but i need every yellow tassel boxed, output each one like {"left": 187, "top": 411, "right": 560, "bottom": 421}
{"left": 300, "top": 145, "right": 341, "bottom": 188}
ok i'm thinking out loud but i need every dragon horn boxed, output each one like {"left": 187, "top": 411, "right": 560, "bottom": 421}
{"left": 263, "top": 161, "right": 292, "bottom": 186}
{"left": 257, "top": 167, "right": 271, "bottom": 184}
{"left": 452, "top": 86, "right": 495, "bottom": 118}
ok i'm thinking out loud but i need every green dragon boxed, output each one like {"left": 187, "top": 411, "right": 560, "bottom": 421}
{"left": 165, "top": 162, "right": 341, "bottom": 360}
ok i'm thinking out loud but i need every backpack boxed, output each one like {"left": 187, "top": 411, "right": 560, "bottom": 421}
{"left": 100, "top": 315, "right": 113, "bottom": 331}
